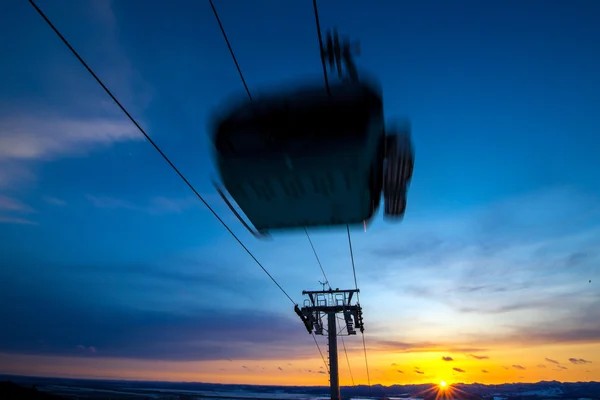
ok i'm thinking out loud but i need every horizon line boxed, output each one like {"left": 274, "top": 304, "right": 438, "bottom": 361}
{"left": 1, "top": 373, "right": 598, "bottom": 388}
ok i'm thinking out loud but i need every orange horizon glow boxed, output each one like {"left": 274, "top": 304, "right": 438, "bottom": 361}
{"left": 1, "top": 340, "right": 598, "bottom": 387}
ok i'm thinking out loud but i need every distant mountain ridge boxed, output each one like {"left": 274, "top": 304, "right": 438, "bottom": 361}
{"left": 1, "top": 375, "right": 599, "bottom": 400}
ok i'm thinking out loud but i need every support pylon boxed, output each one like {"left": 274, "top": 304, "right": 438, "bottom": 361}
{"left": 327, "top": 311, "right": 339, "bottom": 400}
{"left": 294, "top": 288, "right": 364, "bottom": 400}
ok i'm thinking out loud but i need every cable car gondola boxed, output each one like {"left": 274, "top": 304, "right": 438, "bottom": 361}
{"left": 210, "top": 30, "right": 414, "bottom": 238}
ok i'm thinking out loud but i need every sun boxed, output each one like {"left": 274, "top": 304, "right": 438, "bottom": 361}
{"left": 440, "top": 381, "right": 448, "bottom": 389}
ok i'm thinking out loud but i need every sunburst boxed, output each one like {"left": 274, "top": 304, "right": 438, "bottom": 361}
{"left": 412, "top": 381, "right": 472, "bottom": 400}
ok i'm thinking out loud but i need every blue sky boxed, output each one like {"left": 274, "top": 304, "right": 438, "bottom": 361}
{"left": 0, "top": 0, "right": 599, "bottom": 385}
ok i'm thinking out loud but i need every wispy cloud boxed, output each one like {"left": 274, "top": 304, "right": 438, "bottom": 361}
{"left": 469, "top": 354, "right": 489, "bottom": 360}
{"left": 442, "top": 356, "right": 453, "bottom": 361}
{"left": 0, "top": 196, "right": 37, "bottom": 225}
{"left": 545, "top": 357, "right": 560, "bottom": 364}
{"left": 0, "top": 216, "right": 38, "bottom": 225}
{"left": 76, "top": 345, "right": 97, "bottom": 354}
{"left": 512, "top": 365, "right": 526, "bottom": 370}
{"left": 569, "top": 358, "right": 592, "bottom": 364}
{"left": 85, "top": 195, "right": 137, "bottom": 211}
{"left": 0, "top": 117, "right": 141, "bottom": 162}
{"left": 86, "top": 194, "right": 199, "bottom": 215}
{"left": 84, "top": 0, "right": 153, "bottom": 113}
{"left": 453, "top": 367, "right": 466, "bottom": 373}
{"left": 0, "top": 195, "right": 35, "bottom": 213}
{"left": 481, "top": 369, "right": 489, "bottom": 373}
{"left": 0, "top": 115, "right": 142, "bottom": 194}
{"left": 43, "top": 196, "right": 67, "bottom": 206}
{"left": 415, "top": 306, "right": 597, "bottom": 354}
{"left": 362, "top": 340, "right": 487, "bottom": 355}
